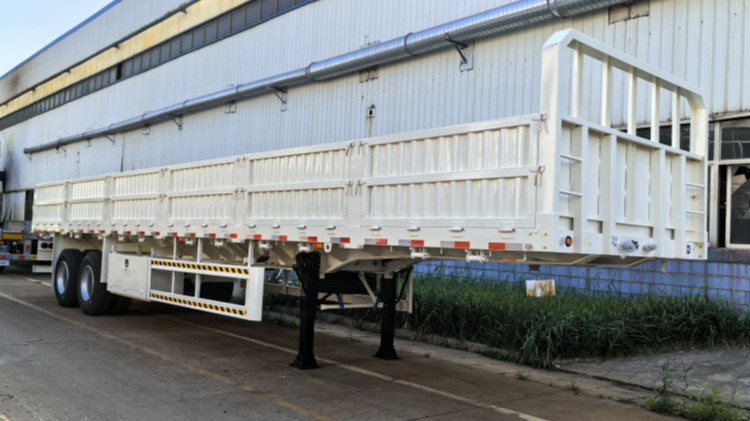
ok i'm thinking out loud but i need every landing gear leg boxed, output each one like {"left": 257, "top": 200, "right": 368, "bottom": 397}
{"left": 374, "top": 269, "right": 409, "bottom": 360}
{"left": 290, "top": 252, "right": 321, "bottom": 370}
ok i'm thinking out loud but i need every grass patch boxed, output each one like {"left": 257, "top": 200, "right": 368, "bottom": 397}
{"left": 681, "top": 391, "right": 746, "bottom": 421}
{"left": 515, "top": 371, "right": 531, "bottom": 381}
{"left": 566, "top": 381, "right": 582, "bottom": 394}
{"left": 266, "top": 271, "right": 750, "bottom": 369}
{"left": 646, "top": 361, "right": 747, "bottom": 421}
{"left": 645, "top": 361, "right": 681, "bottom": 415}
{"left": 404, "top": 273, "right": 750, "bottom": 368}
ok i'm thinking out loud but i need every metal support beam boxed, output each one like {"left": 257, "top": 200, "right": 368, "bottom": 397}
{"left": 444, "top": 34, "right": 474, "bottom": 72}
{"left": 272, "top": 88, "right": 288, "bottom": 112}
{"left": 291, "top": 251, "right": 321, "bottom": 369}
{"left": 168, "top": 114, "right": 183, "bottom": 130}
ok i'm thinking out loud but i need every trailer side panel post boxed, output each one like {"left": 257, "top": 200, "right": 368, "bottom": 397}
{"left": 291, "top": 251, "right": 321, "bottom": 369}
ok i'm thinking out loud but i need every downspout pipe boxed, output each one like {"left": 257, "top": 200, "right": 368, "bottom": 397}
{"left": 24, "top": 0, "right": 628, "bottom": 155}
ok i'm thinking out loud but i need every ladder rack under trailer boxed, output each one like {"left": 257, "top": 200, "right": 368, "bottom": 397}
{"left": 33, "top": 30, "right": 707, "bottom": 369}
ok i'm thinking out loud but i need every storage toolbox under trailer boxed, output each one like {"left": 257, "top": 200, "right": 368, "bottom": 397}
{"left": 33, "top": 30, "right": 707, "bottom": 368}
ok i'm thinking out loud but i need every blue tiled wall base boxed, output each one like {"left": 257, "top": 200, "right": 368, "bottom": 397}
{"left": 415, "top": 250, "right": 750, "bottom": 308}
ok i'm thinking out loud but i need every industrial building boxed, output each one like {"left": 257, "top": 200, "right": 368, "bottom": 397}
{"left": 0, "top": 0, "right": 748, "bottom": 299}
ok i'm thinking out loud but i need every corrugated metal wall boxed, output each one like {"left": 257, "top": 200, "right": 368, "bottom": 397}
{"left": 1, "top": 0, "right": 749, "bottom": 217}
{"left": 0, "top": 0, "right": 187, "bottom": 103}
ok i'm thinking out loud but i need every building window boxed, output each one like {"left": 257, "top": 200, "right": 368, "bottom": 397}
{"left": 0, "top": 0, "right": 317, "bottom": 131}
{"left": 727, "top": 165, "right": 750, "bottom": 246}
{"left": 709, "top": 118, "right": 750, "bottom": 249}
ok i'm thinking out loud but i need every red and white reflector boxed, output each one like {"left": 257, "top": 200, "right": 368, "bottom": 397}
{"left": 440, "top": 241, "right": 471, "bottom": 249}
{"left": 488, "top": 242, "right": 523, "bottom": 251}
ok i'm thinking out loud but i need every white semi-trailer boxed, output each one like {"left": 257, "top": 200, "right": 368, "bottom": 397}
{"left": 32, "top": 30, "right": 707, "bottom": 368}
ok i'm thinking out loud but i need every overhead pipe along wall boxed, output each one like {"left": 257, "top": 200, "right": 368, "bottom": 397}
{"left": 23, "top": 0, "right": 630, "bottom": 155}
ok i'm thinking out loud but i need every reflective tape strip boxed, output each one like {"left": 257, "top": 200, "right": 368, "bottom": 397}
{"left": 331, "top": 237, "right": 350, "bottom": 244}
{"left": 365, "top": 238, "right": 388, "bottom": 246}
{"left": 149, "top": 293, "right": 247, "bottom": 317}
{"left": 271, "top": 235, "right": 288, "bottom": 241}
{"left": 488, "top": 242, "right": 524, "bottom": 251}
{"left": 440, "top": 241, "right": 471, "bottom": 249}
{"left": 151, "top": 260, "right": 250, "bottom": 275}
{"left": 398, "top": 239, "right": 424, "bottom": 247}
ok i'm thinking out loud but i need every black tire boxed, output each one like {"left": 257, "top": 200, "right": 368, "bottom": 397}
{"left": 0, "top": 265, "right": 5, "bottom": 274}
{"left": 77, "top": 251, "right": 112, "bottom": 316}
{"left": 53, "top": 249, "right": 83, "bottom": 307}
{"left": 107, "top": 295, "right": 132, "bottom": 315}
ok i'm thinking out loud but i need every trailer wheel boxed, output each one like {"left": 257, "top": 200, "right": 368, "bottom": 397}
{"left": 53, "top": 249, "right": 83, "bottom": 307}
{"left": 107, "top": 295, "right": 132, "bottom": 315}
{"left": 77, "top": 251, "right": 112, "bottom": 316}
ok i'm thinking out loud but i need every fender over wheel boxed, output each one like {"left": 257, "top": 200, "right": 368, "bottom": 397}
{"left": 53, "top": 249, "right": 83, "bottom": 307}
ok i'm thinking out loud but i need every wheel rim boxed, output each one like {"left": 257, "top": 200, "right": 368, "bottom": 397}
{"left": 55, "top": 262, "right": 69, "bottom": 295}
{"left": 80, "top": 265, "right": 94, "bottom": 302}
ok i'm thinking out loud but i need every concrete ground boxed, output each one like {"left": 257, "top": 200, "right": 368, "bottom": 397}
{"left": 559, "top": 348, "right": 750, "bottom": 409}
{"left": 0, "top": 269, "right": 679, "bottom": 421}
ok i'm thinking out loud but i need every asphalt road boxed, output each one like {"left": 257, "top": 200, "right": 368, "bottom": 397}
{"left": 0, "top": 269, "right": 676, "bottom": 421}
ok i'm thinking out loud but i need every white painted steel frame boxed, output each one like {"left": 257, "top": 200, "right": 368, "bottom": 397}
{"left": 33, "top": 30, "right": 708, "bottom": 266}
{"left": 264, "top": 280, "right": 413, "bottom": 313}
{"left": 537, "top": 29, "right": 707, "bottom": 260}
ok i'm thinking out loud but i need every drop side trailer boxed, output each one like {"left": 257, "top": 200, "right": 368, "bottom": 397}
{"left": 32, "top": 30, "right": 707, "bottom": 368}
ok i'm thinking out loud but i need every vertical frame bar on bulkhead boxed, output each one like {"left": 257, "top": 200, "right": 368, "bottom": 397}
{"left": 538, "top": 30, "right": 573, "bottom": 220}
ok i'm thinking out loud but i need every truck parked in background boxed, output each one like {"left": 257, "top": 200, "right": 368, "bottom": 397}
{"left": 0, "top": 220, "right": 53, "bottom": 272}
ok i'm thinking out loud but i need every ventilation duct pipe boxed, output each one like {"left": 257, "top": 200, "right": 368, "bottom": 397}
{"left": 24, "top": 0, "right": 629, "bottom": 155}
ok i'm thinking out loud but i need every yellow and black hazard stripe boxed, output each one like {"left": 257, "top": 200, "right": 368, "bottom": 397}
{"left": 151, "top": 260, "right": 250, "bottom": 275}
{"left": 149, "top": 293, "right": 247, "bottom": 317}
